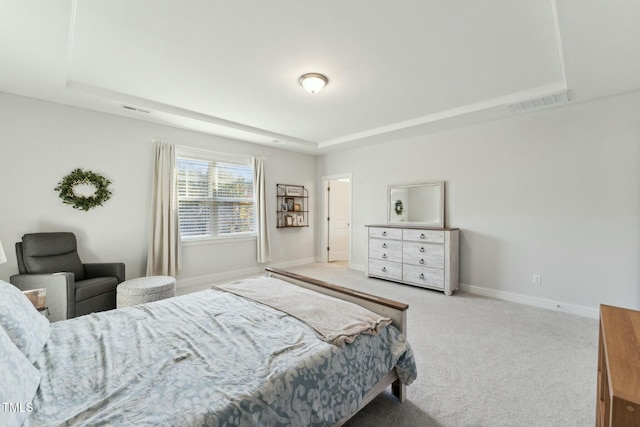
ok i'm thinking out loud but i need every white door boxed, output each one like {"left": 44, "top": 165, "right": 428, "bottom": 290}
{"left": 328, "top": 180, "right": 350, "bottom": 262}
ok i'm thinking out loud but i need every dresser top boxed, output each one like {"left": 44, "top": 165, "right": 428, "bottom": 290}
{"left": 366, "top": 224, "right": 459, "bottom": 231}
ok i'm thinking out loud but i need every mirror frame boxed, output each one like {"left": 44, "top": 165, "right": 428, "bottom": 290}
{"left": 387, "top": 181, "right": 445, "bottom": 228}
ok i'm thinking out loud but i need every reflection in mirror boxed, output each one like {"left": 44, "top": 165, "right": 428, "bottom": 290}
{"left": 388, "top": 182, "right": 444, "bottom": 227}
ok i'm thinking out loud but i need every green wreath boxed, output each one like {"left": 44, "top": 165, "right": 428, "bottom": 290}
{"left": 54, "top": 168, "right": 112, "bottom": 211}
{"left": 394, "top": 200, "right": 404, "bottom": 216}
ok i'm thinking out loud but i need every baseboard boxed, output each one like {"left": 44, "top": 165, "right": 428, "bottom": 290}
{"left": 349, "top": 263, "right": 365, "bottom": 272}
{"left": 271, "top": 257, "right": 317, "bottom": 271}
{"left": 313, "top": 257, "right": 366, "bottom": 273}
{"left": 460, "top": 283, "right": 599, "bottom": 319}
{"left": 176, "top": 257, "right": 317, "bottom": 290}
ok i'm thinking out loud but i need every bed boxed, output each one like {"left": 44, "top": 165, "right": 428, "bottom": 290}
{"left": 0, "top": 268, "right": 416, "bottom": 427}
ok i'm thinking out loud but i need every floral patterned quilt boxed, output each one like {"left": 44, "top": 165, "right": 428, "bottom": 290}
{"left": 25, "top": 283, "right": 416, "bottom": 427}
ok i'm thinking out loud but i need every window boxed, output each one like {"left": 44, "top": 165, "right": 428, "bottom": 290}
{"left": 176, "top": 150, "right": 255, "bottom": 240}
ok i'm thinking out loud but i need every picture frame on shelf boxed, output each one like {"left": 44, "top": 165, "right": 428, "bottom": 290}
{"left": 278, "top": 218, "right": 283, "bottom": 227}
{"left": 297, "top": 215, "right": 304, "bottom": 226}
{"left": 286, "top": 216, "right": 293, "bottom": 226}
{"left": 293, "top": 203, "right": 301, "bottom": 212}
{"left": 292, "top": 216, "right": 299, "bottom": 226}
{"left": 285, "top": 186, "right": 302, "bottom": 196}
{"left": 285, "top": 197, "right": 295, "bottom": 211}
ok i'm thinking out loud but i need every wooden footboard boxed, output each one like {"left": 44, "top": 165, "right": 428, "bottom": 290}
{"left": 265, "top": 267, "right": 409, "bottom": 413}
{"left": 265, "top": 268, "right": 408, "bottom": 333}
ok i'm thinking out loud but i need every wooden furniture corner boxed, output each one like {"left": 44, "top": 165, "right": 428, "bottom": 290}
{"left": 596, "top": 304, "right": 640, "bottom": 427}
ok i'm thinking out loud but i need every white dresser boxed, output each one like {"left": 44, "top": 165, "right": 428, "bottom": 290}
{"left": 366, "top": 225, "right": 459, "bottom": 295}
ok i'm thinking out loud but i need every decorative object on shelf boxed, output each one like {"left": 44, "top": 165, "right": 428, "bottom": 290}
{"left": 54, "top": 168, "right": 112, "bottom": 211}
{"left": 285, "top": 198, "right": 295, "bottom": 211}
{"left": 285, "top": 186, "right": 303, "bottom": 196}
{"left": 276, "top": 184, "right": 309, "bottom": 228}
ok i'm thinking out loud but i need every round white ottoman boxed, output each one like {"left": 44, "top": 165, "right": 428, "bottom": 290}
{"left": 116, "top": 276, "right": 176, "bottom": 308}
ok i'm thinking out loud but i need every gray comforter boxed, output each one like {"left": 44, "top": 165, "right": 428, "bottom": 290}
{"left": 26, "top": 285, "right": 416, "bottom": 426}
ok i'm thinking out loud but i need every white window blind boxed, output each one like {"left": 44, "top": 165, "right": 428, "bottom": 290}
{"left": 176, "top": 152, "right": 255, "bottom": 239}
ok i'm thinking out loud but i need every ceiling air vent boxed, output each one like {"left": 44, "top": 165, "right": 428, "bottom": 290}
{"left": 122, "top": 105, "right": 151, "bottom": 114}
{"left": 506, "top": 90, "right": 570, "bottom": 114}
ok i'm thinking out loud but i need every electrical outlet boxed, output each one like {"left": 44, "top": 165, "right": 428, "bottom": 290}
{"left": 532, "top": 274, "right": 542, "bottom": 285}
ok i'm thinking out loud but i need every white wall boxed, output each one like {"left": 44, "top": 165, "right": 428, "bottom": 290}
{"left": 317, "top": 90, "right": 640, "bottom": 315}
{"left": 0, "top": 93, "right": 316, "bottom": 287}
{"left": 2, "top": 90, "right": 638, "bottom": 315}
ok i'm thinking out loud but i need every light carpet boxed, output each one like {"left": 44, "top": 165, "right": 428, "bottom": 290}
{"left": 287, "top": 263, "right": 598, "bottom": 427}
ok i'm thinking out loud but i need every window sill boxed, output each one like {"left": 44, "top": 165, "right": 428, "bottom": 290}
{"left": 182, "top": 234, "right": 257, "bottom": 246}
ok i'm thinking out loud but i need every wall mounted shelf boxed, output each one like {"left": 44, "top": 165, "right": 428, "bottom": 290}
{"left": 276, "top": 184, "right": 309, "bottom": 228}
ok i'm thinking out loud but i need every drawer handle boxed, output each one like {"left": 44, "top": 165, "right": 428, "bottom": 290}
{"left": 419, "top": 273, "right": 425, "bottom": 279}
{"left": 382, "top": 243, "right": 387, "bottom": 248}
{"left": 382, "top": 254, "right": 387, "bottom": 259}
{"left": 382, "top": 267, "right": 387, "bottom": 272}
{"left": 420, "top": 233, "right": 425, "bottom": 239}
{"left": 420, "top": 246, "right": 425, "bottom": 252}
{"left": 419, "top": 259, "right": 425, "bottom": 265}
{"left": 382, "top": 231, "right": 387, "bottom": 236}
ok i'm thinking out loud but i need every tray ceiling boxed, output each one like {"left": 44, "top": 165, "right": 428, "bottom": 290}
{"left": 1, "top": 0, "right": 639, "bottom": 153}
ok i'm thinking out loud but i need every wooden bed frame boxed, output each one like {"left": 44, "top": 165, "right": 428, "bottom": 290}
{"left": 265, "top": 268, "right": 410, "bottom": 426}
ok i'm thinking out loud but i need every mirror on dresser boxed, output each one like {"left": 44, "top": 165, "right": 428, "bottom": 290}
{"left": 387, "top": 181, "right": 444, "bottom": 228}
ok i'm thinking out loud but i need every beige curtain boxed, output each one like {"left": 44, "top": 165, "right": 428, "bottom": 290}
{"left": 253, "top": 157, "right": 271, "bottom": 263}
{"left": 146, "top": 142, "right": 181, "bottom": 276}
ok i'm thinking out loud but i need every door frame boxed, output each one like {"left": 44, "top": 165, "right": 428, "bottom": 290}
{"left": 321, "top": 173, "right": 353, "bottom": 265}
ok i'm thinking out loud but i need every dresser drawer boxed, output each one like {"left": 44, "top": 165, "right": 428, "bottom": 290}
{"left": 403, "top": 229, "right": 445, "bottom": 243}
{"left": 369, "top": 239, "right": 402, "bottom": 262}
{"left": 366, "top": 224, "right": 459, "bottom": 295}
{"left": 369, "top": 227, "right": 403, "bottom": 240}
{"left": 403, "top": 242, "right": 444, "bottom": 268}
{"left": 403, "top": 264, "right": 444, "bottom": 289}
{"left": 368, "top": 259, "right": 402, "bottom": 281}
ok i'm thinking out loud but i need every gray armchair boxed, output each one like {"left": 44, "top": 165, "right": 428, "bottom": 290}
{"left": 10, "top": 232, "right": 125, "bottom": 322}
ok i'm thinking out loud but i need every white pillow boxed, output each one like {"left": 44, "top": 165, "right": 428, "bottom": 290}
{"left": 0, "top": 325, "right": 40, "bottom": 426}
{"left": 0, "top": 280, "right": 51, "bottom": 363}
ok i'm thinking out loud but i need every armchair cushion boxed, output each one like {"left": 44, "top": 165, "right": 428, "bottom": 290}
{"left": 21, "top": 233, "right": 85, "bottom": 281}
{"left": 0, "top": 279, "right": 51, "bottom": 362}
{"left": 84, "top": 262, "right": 126, "bottom": 283}
{"left": 75, "top": 277, "right": 119, "bottom": 302}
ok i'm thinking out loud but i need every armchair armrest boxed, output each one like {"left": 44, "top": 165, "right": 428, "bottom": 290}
{"left": 10, "top": 273, "right": 76, "bottom": 322}
{"left": 84, "top": 263, "right": 125, "bottom": 283}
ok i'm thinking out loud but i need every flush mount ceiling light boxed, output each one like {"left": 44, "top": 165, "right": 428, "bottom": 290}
{"left": 299, "top": 73, "right": 328, "bottom": 94}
